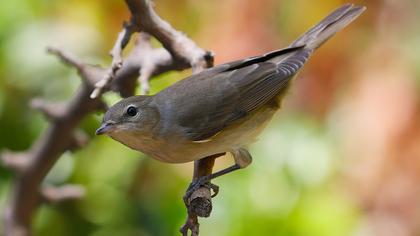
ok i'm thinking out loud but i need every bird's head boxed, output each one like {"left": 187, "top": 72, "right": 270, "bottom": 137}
{"left": 96, "top": 96, "right": 159, "bottom": 136}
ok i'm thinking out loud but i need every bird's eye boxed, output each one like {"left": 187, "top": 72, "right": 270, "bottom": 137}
{"left": 126, "top": 106, "right": 137, "bottom": 117}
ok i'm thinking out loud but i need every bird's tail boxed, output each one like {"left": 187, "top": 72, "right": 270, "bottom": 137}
{"left": 290, "top": 3, "right": 366, "bottom": 50}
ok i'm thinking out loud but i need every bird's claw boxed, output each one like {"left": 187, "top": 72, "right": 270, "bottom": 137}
{"left": 183, "top": 176, "right": 219, "bottom": 206}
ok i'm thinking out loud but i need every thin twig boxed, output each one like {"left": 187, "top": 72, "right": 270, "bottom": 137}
{"left": 30, "top": 98, "right": 67, "bottom": 121}
{"left": 0, "top": 151, "right": 29, "bottom": 173}
{"left": 47, "top": 47, "right": 85, "bottom": 70}
{"left": 90, "top": 23, "right": 136, "bottom": 98}
{"left": 41, "top": 185, "right": 86, "bottom": 204}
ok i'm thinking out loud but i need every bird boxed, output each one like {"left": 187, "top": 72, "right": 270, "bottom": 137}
{"left": 96, "top": 3, "right": 365, "bottom": 197}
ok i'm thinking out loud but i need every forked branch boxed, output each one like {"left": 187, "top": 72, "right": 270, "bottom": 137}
{"left": 1, "top": 1, "right": 213, "bottom": 236}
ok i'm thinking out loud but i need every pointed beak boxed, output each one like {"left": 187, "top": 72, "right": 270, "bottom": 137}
{"left": 96, "top": 121, "right": 115, "bottom": 135}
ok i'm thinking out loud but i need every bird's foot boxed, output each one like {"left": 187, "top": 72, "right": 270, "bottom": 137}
{"left": 183, "top": 176, "right": 219, "bottom": 206}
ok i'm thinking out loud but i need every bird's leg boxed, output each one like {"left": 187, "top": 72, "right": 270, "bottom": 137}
{"left": 180, "top": 149, "right": 252, "bottom": 235}
{"left": 184, "top": 148, "right": 253, "bottom": 202}
{"left": 183, "top": 154, "right": 221, "bottom": 205}
{"left": 180, "top": 154, "right": 219, "bottom": 236}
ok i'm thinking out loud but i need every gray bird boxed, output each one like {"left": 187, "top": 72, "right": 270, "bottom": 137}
{"left": 96, "top": 3, "right": 365, "bottom": 195}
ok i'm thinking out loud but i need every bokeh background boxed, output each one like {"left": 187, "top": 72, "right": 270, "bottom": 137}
{"left": 1, "top": 0, "right": 419, "bottom": 235}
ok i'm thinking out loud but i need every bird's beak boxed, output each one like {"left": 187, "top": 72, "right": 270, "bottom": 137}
{"left": 96, "top": 121, "right": 116, "bottom": 135}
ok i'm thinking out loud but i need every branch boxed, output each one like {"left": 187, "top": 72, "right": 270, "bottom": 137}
{"left": 125, "top": 0, "right": 213, "bottom": 73}
{"left": 47, "top": 47, "right": 85, "bottom": 71}
{"left": 67, "top": 131, "right": 89, "bottom": 152}
{"left": 2, "top": 1, "right": 213, "bottom": 236}
{"left": 30, "top": 98, "right": 67, "bottom": 121}
{"left": 90, "top": 0, "right": 215, "bottom": 96}
{"left": 90, "top": 22, "right": 136, "bottom": 98}
{"left": 133, "top": 33, "right": 155, "bottom": 94}
{"left": 0, "top": 151, "right": 29, "bottom": 173}
{"left": 41, "top": 185, "right": 86, "bottom": 204}
{"left": 112, "top": 0, "right": 217, "bottom": 95}
{"left": 180, "top": 154, "right": 219, "bottom": 236}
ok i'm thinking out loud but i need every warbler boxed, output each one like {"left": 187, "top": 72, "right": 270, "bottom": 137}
{"left": 97, "top": 4, "right": 365, "bottom": 189}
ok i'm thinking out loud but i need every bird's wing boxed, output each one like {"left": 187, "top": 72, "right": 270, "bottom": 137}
{"left": 162, "top": 46, "right": 310, "bottom": 141}
{"left": 157, "top": 4, "right": 365, "bottom": 142}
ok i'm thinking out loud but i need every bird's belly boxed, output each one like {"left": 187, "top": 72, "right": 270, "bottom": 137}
{"left": 156, "top": 105, "right": 278, "bottom": 163}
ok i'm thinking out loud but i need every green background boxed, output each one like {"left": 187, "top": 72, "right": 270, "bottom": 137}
{"left": 1, "top": 0, "right": 419, "bottom": 235}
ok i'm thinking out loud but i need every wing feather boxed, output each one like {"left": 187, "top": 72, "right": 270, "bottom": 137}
{"left": 157, "top": 47, "right": 311, "bottom": 141}
{"left": 154, "top": 4, "right": 365, "bottom": 142}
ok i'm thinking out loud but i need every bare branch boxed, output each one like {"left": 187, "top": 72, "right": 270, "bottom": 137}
{"left": 90, "top": 22, "right": 136, "bottom": 98}
{"left": 4, "top": 1, "right": 214, "bottom": 236}
{"left": 92, "top": 0, "right": 214, "bottom": 98}
{"left": 0, "top": 151, "right": 29, "bottom": 173}
{"left": 41, "top": 185, "right": 86, "bottom": 204}
{"left": 110, "top": 22, "right": 137, "bottom": 65}
{"left": 47, "top": 47, "right": 85, "bottom": 72}
{"left": 125, "top": 0, "right": 214, "bottom": 72}
{"left": 131, "top": 33, "right": 155, "bottom": 94}
{"left": 67, "top": 131, "right": 89, "bottom": 152}
{"left": 180, "top": 213, "right": 199, "bottom": 236}
{"left": 180, "top": 141, "right": 220, "bottom": 235}
{"left": 30, "top": 98, "right": 66, "bottom": 121}
{"left": 138, "top": 67, "right": 153, "bottom": 94}
{"left": 188, "top": 188, "right": 213, "bottom": 217}
{"left": 48, "top": 47, "right": 103, "bottom": 86}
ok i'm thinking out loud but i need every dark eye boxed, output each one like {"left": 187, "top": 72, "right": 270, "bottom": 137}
{"left": 126, "top": 106, "right": 137, "bottom": 117}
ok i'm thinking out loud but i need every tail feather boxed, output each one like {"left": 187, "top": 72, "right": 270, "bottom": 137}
{"left": 290, "top": 3, "right": 366, "bottom": 49}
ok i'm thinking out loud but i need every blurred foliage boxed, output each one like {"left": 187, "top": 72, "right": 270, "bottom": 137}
{"left": 1, "top": 0, "right": 419, "bottom": 236}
